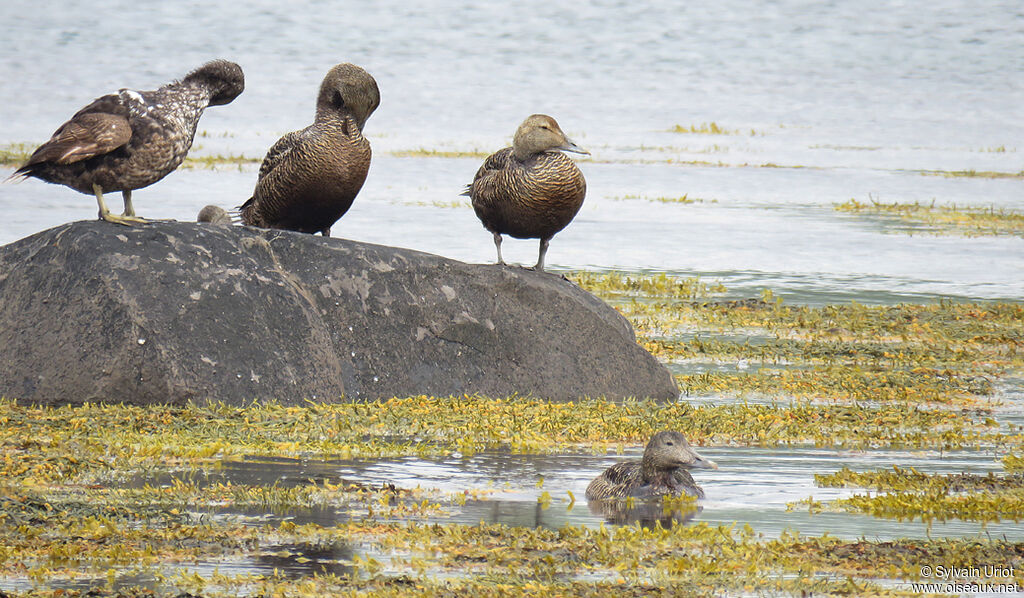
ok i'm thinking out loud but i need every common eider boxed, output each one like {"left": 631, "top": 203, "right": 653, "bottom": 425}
{"left": 463, "top": 114, "right": 588, "bottom": 271}
{"left": 8, "top": 60, "right": 245, "bottom": 225}
{"left": 196, "top": 204, "right": 232, "bottom": 224}
{"left": 585, "top": 431, "right": 717, "bottom": 500}
{"left": 239, "top": 63, "right": 380, "bottom": 237}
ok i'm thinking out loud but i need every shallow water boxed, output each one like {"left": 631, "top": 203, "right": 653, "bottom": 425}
{"left": 0, "top": 0, "right": 1022, "bottom": 590}
{"left": 187, "top": 446, "right": 1018, "bottom": 541}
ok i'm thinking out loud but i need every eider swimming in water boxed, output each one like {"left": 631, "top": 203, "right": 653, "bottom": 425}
{"left": 463, "top": 114, "right": 588, "bottom": 271}
{"left": 585, "top": 431, "right": 717, "bottom": 500}
{"left": 8, "top": 60, "right": 244, "bottom": 225}
{"left": 239, "top": 63, "right": 380, "bottom": 236}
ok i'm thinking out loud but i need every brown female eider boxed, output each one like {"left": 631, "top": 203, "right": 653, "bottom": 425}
{"left": 239, "top": 63, "right": 380, "bottom": 237}
{"left": 463, "top": 114, "right": 588, "bottom": 271}
{"left": 8, "top": 60, "right": 244, "bottom": 225}
{"left": 585, "top": 431, "right": 717, "bottom": 500}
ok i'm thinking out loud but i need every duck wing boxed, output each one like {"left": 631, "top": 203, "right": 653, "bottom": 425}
{"left": 463, "top": 147, "right": 514, "bottom": 201}
{"left": 670, "top": 469, "right": 704, "bottom": 499}
{"left": 239, "top": 130, "right": 303, "bottom": 218}
{"left": 586, "top": 461, "right": 643, "bottom": 500}
{"left": 25, "top": 105, "right": 132, "bottom": 167}
{"left": 600, "top": 461, "right": 640, "bottom": 486}
{"left": 256, "top": 130, "right": 302, "bottom": 182}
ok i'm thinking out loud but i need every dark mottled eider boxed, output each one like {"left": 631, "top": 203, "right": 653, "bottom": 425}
{"left": 196, "top": 204, "right": 232, "bottom": 224}
{"left": 239, "top": 63, "right": 380, "bottom": 237}
{"left": 8, "top": 60, "right": 244, "bottom": 225}
{"left": 463, "top": 114, "right": 588, "bottom": 271}
{"left": 585, "top": 431, "right": 717, "bottom": 500}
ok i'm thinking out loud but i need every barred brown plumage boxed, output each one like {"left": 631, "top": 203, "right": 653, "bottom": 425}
{"left": 8, "top": 60, "right": 244, "bottom": 226}
{"left": 585, "top": 431, "right": 717, "bottom": 500}
{"left": 239, "top": 63, "right": 380, "bottom": 237}
{"left": 463, "top": 114, "right": 588, "bottom": 271}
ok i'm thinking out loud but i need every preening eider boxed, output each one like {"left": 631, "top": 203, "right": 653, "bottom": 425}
{"left": 239, "top": 63, "right": 380, "bottom": 237}
{"left": 9, "top": 60, "right": 245, "bottom": 225}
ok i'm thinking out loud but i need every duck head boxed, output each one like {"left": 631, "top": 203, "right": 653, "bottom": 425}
{"left": 183, "top": 59, "right": 245, "bottom": 106}
{"left": 511, "top": 114, "right": 589, "bottom": 160}
{"left": 315, "top": 63, "right": 381, "bottom": 131}
{"left": 644, "top": 430, "right": 717, "bottom": 471}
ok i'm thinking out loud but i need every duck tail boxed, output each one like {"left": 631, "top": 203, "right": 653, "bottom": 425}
{"left": 4, "top": 164, "right": 33, "bottom": 184}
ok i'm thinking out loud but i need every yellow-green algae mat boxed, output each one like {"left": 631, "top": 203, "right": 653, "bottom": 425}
{"left": 2, "top": 271, "right": 1023, "bottom": 597}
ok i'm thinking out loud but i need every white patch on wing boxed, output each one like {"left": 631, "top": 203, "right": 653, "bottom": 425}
{"left": 121, "top": 89, "right": 145, "bottom": 105}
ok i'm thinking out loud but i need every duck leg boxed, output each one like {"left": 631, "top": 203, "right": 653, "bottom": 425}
{"left": 531, "top": 237, "right": 550, "bottom": 271}
{"left": 320, "top": 227, "right": 332, "bottom": 237}
{"left": 121, "top": 190, "right": 136, "bottom": 217}
{"left": 492, "top": 232, "right": 506, "bottom": 265}
{"left": 94, "top": 184, "right": 146, "bottom": 225}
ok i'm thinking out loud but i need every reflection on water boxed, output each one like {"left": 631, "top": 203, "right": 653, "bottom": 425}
{"left": 143, "top": 446, "right": 1024, "bottom": 542}
{"left": 586, "top": 497, "right": 700, "bottom": 529}
{"left": 255, "top": 541, "right": 355, "bottom": 580}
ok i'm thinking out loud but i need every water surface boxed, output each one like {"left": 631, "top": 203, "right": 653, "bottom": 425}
{"left": 0, "top": 0, "right": 1021, "bottom": 588}
{"left": 1, "top": 0, "right": 1021, "bottom": 302}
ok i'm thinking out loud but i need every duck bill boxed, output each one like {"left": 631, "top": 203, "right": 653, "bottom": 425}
{"left": 559, "top": 138, "right": 590, "bottom": 155}
{"left": 690, "top": 454, "right": 718, "bottom": 470}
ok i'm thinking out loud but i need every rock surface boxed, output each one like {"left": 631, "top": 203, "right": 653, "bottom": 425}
{"left": 0, "top": 221, "right": 678, "bottom": 405}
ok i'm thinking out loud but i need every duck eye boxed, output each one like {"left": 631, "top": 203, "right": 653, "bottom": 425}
{"left": 665, "top": 441, "right": 674, "bottom": 446}
{"left": 332, "top": 91, "right": 345, "bottom": 109}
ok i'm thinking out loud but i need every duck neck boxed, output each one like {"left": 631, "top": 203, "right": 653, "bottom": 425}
{"left": 321, "top": 108, "right": 366, "bottom": 131}
{"left": 640, "top": 457, "right": 671, "bottom": 483}
{"left": 316, "top": 109, "right": 362, "bottom": 135}
{"left": 164, "top": 78, "right": 213, "bottom": 101}
{"left": 147, "top": 84, "right": 212, "bottom": 123}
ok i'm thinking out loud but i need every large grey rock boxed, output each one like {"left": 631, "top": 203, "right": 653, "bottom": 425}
{"left": 0, "top": 221, "right": 678, "bottom": 405}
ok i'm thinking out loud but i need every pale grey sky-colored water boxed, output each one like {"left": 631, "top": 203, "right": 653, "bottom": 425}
{"left": 1, "top": 0, "right": 1021, "bottom": 300}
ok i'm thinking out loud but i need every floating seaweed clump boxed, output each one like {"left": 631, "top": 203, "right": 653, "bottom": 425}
{"left": 5, "top": 483, "right": 1024, "bottom": 597}
{"left": 571, "top": 271, "right": 726, "bottom": 300}
{"left": 575, "top": 272, "right": 1021, "bottom": 407}
{"left": 930, "top": 169, "right": 1024, "bottom": 179}
{"left": 0, "top": 398, "right": 1009, "bottom": 488}
{"left": 677, "top": 366, "right": 995, "bottom": 405}
{"left": 181, "top": 153, "right": 261, "bottom": 170}
{"left": 1004, "top": 452, "right": 1024, "bottom": 473}
{"left": 816, "top": 466, "right": 1024, "bottom": 493}
{"left": 836, "top": 198, "right": 1024, "bottom": 236}
{"left": 805, "top": 466, "right": 1024, "bottom": 523}
{"left": 668, "top": 122, "right": 761, "bottom": 136}
{"left": 615, "top": 193, "right": 716, "bottom": 205}
{"left": 0, "top": 142, "right": 34, "bottom": 165}
{"left": 388, "top": 148, "right": 490, "bottom": 159}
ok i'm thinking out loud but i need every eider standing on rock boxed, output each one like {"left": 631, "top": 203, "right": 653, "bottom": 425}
{"left": 7, "top": 60, "right": 244, "bottom": 225}
{"left": 586, "top": 431, "right": 717, "bottom": 500}
{"left": 239, "top": 63, "right": 380, "bottom": 237}
{"left": 463, "top": 114, "right": 588, "bottom": 271}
